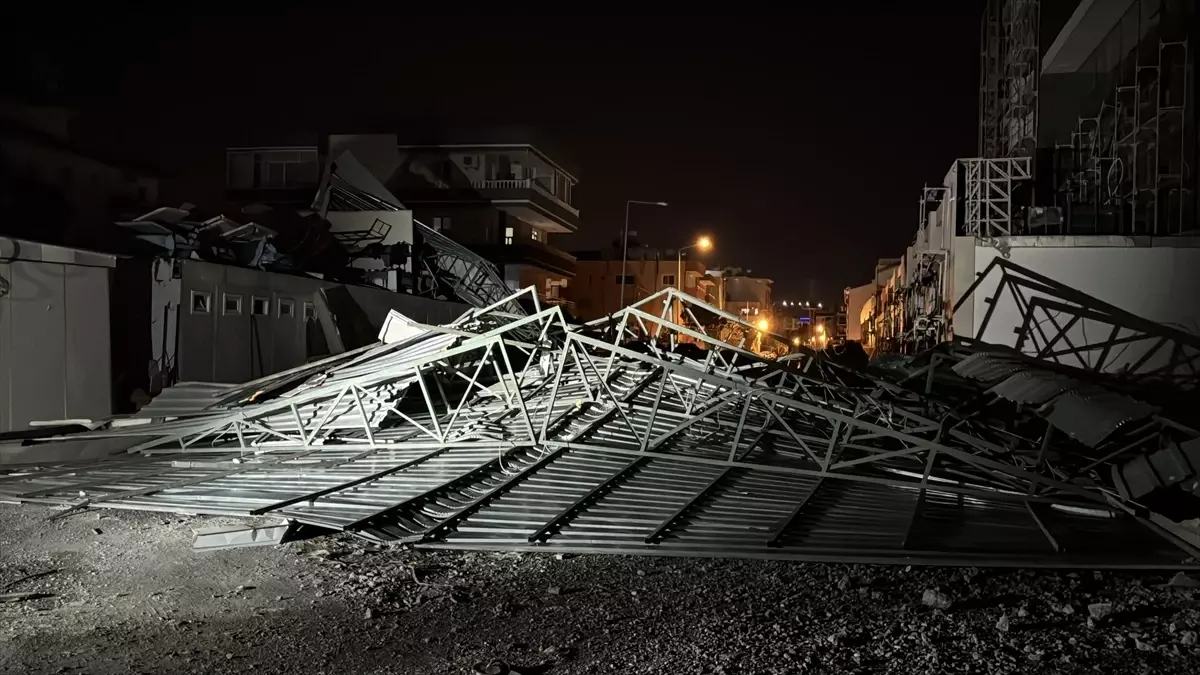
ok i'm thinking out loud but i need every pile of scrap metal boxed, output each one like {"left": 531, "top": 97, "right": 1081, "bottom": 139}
{"left": 874, "top": 338, "right": 1200, "bottom": 531}
{"left": 117, "top": 204, "right": 355, "bottom": 278}
{"left": 1, "top": 287, "right": 1197, "bottom": 567}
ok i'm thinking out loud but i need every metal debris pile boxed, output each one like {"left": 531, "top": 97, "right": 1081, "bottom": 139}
{"left": 2, "top": 287, "right": 1198, "bottom": 567}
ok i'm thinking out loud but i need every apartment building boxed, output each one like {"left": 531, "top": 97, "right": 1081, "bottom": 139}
{"left": 384, "top": 137, "right": 579, "bottom": 307}
{"left": 218, "top": 131, "right": 581, "bottom": 309}
{"left": 570, "top": 250, "right": 714, "bottom": 321}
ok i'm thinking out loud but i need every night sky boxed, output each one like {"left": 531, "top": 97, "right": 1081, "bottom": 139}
{"left": 10, "top": 8, "right": 985, "bottom": 305}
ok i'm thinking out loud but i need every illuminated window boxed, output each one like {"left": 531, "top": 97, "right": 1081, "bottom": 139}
{"left": 531, "top": 229, "right": 541, "bottom": 242}
{"left": 251, "top": 296, "right": 270, "bottom": 316}
{"left": 303, "top": 301, "right": 316, "bottom": 321}
{"left": 190, "top": 290, "right": 211, "bottom": 314}
{"left": 504, "top": 227, "right": 514, "bottom": 245}
{"left": 279, "top": 298, "right": 295, "bottom": 318}
{"left": 223, "top": 293, "right": 243, "bottom": 315}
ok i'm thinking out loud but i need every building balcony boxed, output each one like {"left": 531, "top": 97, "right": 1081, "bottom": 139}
{"left": 540, "top": 295, "right": 576, "bottom": 313}
{"left": 473, "top": 179, "right": 578, "bottom": 215}
{"left": 395, "top": 180, "right": 579, "bottom": 234}
{"left": 467, "top": 239, "right": 577, "bottom": 277}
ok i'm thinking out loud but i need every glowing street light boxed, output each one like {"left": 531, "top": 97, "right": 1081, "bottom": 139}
{"left": 816, "top": 324, "right": 825, "bottom": 334}
{"left": 676, "top": 236, "right": 714, "bottom": 324}
{"left": 677, "top": 236, "right": 714, "bottom": 284}
{"left": 756, "top": 318, "right": 769, "bottom": 332}
{"left": 792, "top": 337, "right": 801, "bottom": 346}
{"left": 818, "top": 302, "right": 823, "bottom": 308}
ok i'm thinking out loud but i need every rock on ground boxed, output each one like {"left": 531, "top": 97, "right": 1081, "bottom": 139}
{"left": 2, "top": 502, "right": 1200, "bottom": 674}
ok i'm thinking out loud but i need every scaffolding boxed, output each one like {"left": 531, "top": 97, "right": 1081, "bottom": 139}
{"left": 1048, "top": 1, "right": 1195, "bottom": 235}
{"left": 963, "top": 157, "right": 1033, "bottom": 237}
{"left": 980, "top": 0, "right": 1041, "bottom": 159}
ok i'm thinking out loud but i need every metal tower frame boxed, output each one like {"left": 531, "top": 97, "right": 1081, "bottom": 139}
{"left": 962, "top": 157, "right": 1033, "bottom": 237}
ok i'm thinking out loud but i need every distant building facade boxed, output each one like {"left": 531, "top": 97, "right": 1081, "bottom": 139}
{"left": 570, "top": 248, "right": 713, "bottom": 320}
{"left": 711, "top": 268, "right": 773, "bottom": 322}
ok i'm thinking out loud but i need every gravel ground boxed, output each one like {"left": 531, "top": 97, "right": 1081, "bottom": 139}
{"left": 2, "top": 502, "right": 1200, "bottom": 675}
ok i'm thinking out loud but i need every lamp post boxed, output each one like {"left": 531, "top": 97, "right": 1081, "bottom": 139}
{"left": 676, "top": 236, "right": 712, "bottom": 324}
{"left": 620, "top": 200, "right": 668, "bottom": 308}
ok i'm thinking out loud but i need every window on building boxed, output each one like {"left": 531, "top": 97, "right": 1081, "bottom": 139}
{"left": 226, "top": 148, "right": 319, "bottom": 189}
{"left": 251, "top": 296, "right": 270, "bottom": 316}
{"left": 504, "top": 227, "right": 514, "bottom": 245}
{"left": 279, "top": 298, "right": 295, "bottom": 318}
{"left": 531, "top": 229, "right": 542, "bottom": 243}
{"left": 190, "top": 290, "right": 211, "bottom": 314}
{"left": 614, "top": 275, "right": 635, "bottom": 285}
{"left": 303, "top": 301, "right": 316, "bottom": 321}
{"left": 223, "top": 293, "right": 243, "bottom": 315}
{"left": 432, "top": 216, "right": 452, "bottom": 232}
{"left": 661, "top": 274, "right": 676, "bottom": 286}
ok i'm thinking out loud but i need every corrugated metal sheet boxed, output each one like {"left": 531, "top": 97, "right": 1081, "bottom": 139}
{"left": 987, "top": 370, "right": 1077, "bottom": 405}
{"left": 951, "top": 352, "right": 1025, "bottom": 384}
{"left": 950, "top": 351, "right": 1161, "bottom": 449}
{"left": 1043, "top": 387, "right": 1160, "bottom": 448}
{"left": 132, "top": 382, "right": 238, "bottom": 418}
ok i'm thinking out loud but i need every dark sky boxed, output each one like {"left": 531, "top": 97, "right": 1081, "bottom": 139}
{"left": 11, "top": 9, "right": 985, "bottom": 305}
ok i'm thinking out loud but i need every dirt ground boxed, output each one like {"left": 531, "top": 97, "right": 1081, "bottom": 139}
{"left": 2, "top": 502, "right": 1200, "bottom": 675}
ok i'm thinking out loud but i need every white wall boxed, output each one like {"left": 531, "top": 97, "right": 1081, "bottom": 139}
{"left": 149, "top": 259, "right": 182, "bottom": 393}
{"left": 0, "top": 239, "right": 116, "bottom": 430}
{"left": 844, "top": 283, "right": 874, "bottom": 341}
{"left": 960, "top": 236, "right": 1200, "bottom": 373}
{"left": 170, "top": 260, "right": 466, "bottom": 384}
{"left": 949, "top": 235, "right": 976, "bottom": 339}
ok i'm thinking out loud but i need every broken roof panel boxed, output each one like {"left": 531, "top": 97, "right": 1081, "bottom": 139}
{"left": 1, "top": 288, "right": 1196, "bottom": 568}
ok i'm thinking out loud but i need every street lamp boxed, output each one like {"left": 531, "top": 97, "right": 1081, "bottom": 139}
{"left": 676, "top": 236, "right": 712, "bottom": 291}
{"left": 675, "top": 236, "right": 712, "bottom": 323}
{"left": 756, "top": 318, "right": 769, "bottom": 332}
{"left": 620, "top": 200, "right": 668, "bottom": 307}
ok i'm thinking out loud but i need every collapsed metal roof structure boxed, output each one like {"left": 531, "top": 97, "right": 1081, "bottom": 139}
{"left": 2, "top": 286, "right": 1198, "bottom": 568}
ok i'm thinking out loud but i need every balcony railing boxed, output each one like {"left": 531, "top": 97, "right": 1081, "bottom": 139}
{"left": 529, "top": 180, "right": 580, "bottom": 217}
{"left": 541, "top": 296, "right": 576, "bottom": 313}
{"left": 469, "top": 179, "right": 580, "bottom": 217}
{"left": 472, "top": 179, "right": 531, "bottom": 189}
